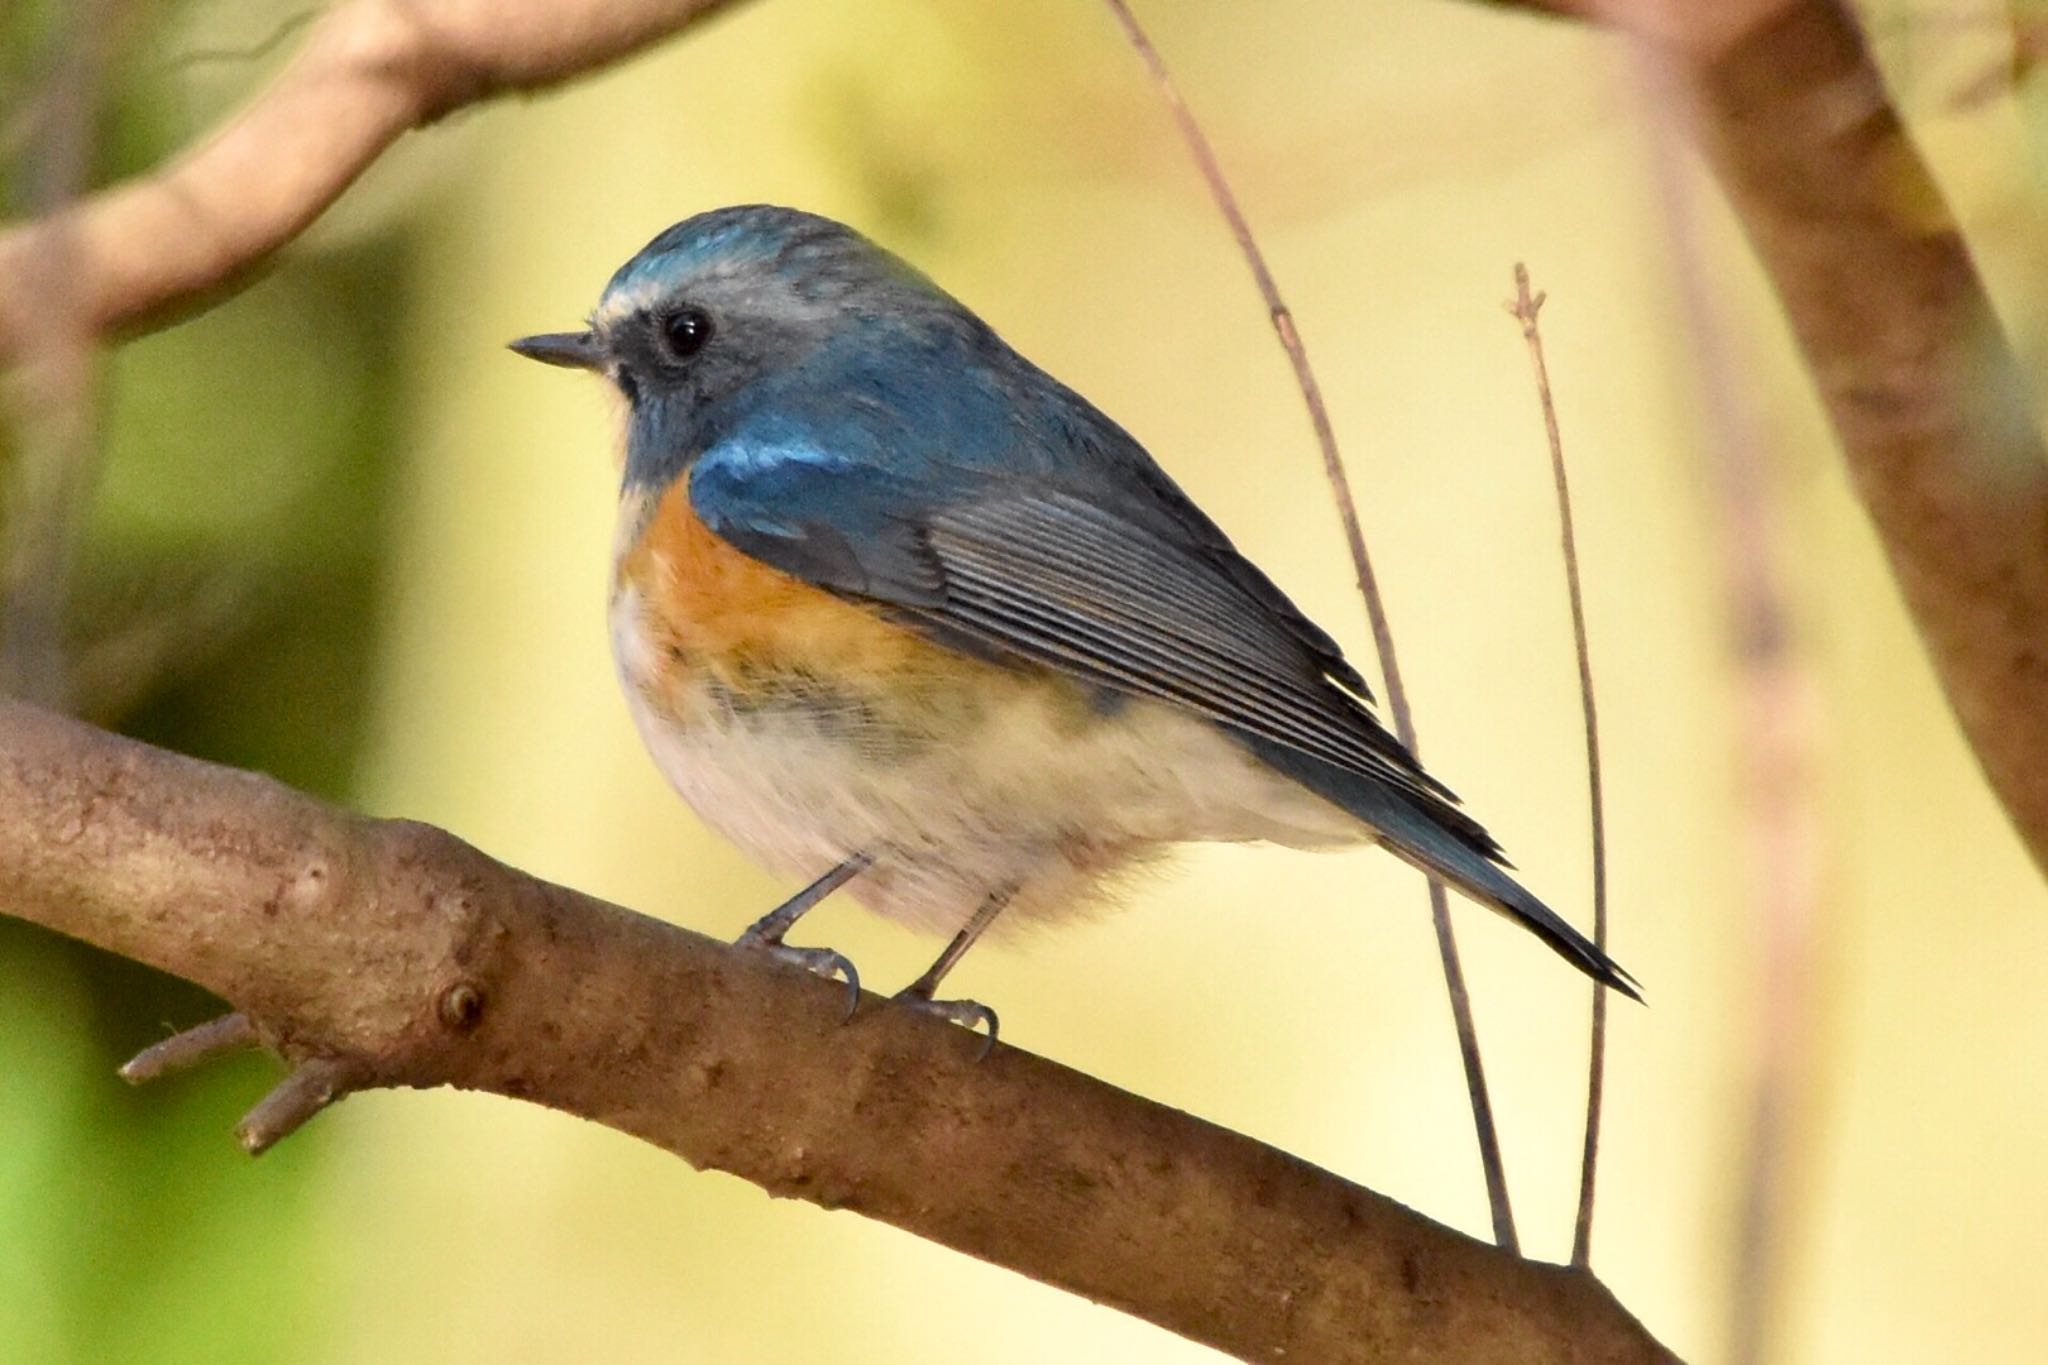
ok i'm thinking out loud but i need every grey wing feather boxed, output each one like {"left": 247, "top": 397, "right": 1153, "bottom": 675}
{"left": 905, "top": 489, "right": 1501, "bottom": 858}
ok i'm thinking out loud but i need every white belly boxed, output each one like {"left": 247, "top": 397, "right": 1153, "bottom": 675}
{"left": 610, "top": 583, "right": 1363, "bottom": 936}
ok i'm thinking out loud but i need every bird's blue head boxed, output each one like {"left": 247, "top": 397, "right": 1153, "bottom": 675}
{"left": 511, "top": 206, "right": 973, "bottom": 492}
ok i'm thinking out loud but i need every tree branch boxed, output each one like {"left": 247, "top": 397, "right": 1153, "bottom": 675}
{"left": 0, "top": 0, "right": 750, "bottom": 360}
{"left": 1631, "top": 62, "right": 1827, "bottom": 1360}
{"left": 0, "top": 700, "right": 1676, "bottom": 1362}
{"left": 1507, "top": 2, "right": 2048, "bottom": 878}
{"left": 1667, "top": 0, "right": 2048, "bottom": 878}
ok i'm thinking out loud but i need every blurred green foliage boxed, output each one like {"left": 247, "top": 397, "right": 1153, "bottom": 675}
{"left": 1, "top": 7, "right": 411, "bottom": 1360}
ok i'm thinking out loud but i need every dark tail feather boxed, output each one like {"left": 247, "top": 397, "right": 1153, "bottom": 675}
{"left": 1236, "top": 732, "right": 1642, "bottom": 1001}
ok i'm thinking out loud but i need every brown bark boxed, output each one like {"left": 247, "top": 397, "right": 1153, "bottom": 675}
{"left": 1673, "top": 2, "right": 2048, "bottom": 876}
{"left": 0, "top": 700, "right": 1677, "bottom": 1363}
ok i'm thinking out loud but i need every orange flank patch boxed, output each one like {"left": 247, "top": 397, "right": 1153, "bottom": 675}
{"left": 618, "top": 476, "right": 978, "bottom": 692}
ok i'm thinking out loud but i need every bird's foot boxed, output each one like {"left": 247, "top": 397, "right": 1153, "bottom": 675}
{"left": 893, "top": 987, "right": 999, "bottom": 1060}
{"left": 735, "top": 925, "right": 862, "bottom": 1022}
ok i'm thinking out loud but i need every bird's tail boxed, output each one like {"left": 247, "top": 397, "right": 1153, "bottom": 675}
{"left": 1236, "top": 732, "right": 1641, "bottom": 1001}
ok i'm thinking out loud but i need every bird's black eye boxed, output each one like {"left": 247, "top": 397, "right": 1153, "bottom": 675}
{"left": 660, "top": 306, "right": 713, "bottom": 360}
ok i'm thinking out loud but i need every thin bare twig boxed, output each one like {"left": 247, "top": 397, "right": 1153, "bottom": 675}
{"left": 1096, "top": 0, "right": 1517, "bottom": 1251}
{"left": 1505, "top": 267, "right": 1610, "bottom": 1267}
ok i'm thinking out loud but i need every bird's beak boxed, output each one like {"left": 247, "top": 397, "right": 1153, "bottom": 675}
{"left": 508, "top": 330, "right": 604, "bottom": 371}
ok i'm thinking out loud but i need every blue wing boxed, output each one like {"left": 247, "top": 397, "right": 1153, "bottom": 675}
{"left": 689, "top": 327, "right": 1467, "bottom": 828}
{"left": 687, "top": 327, "right": 1636, "bottom": 996}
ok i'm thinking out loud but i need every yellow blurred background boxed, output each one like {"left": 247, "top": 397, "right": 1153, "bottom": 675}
{"left": 5, "top": 1, "right": 2047, "bottom": 1361}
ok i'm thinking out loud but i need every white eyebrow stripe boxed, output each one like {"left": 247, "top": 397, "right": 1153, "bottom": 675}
{"left": 593, "top": 272, "right": 673, "bottom": 330}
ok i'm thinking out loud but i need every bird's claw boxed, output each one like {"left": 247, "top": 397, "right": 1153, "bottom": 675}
{"left": 736, "top": 930, "right": 862, "bottom": 1021}
{"left": 894, "top": 990, "right": 999, "bottom": 1060}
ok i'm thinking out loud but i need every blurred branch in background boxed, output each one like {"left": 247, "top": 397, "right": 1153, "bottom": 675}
{"left": 0, "top": 0, "right": 113, "bottom": 706}
{"left": 1504, "top": 267, "right": 1613, "bottom": 1271}
{"left": 1584, "top": 0, "right": 2040, "bottom": 1351}
{"left": 1674, "top": 1, "right": 2048, "bottom": 879}
{"left": 0, "top": 700, "right": 1681, "bottom": 1365}
{"left": 1096, "top": 0, "right": 1519, "bottom": 1255}
{"left": 1503, "top": 0, "right": 2048, "bottom": 882}
{"left": 1637, "top": 64, "right": 1828, "bottom": 1362}
{"left": 0, "top": 0, "right": 752, "bottom": 361}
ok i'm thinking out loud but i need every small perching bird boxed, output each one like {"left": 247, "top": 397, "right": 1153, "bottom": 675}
{"left": 512, "top": 205, "right": 1637, "bottom": 1045}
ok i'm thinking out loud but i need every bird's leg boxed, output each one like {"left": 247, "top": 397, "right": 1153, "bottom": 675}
{"left": 895, "top": 889, "right": 1010, "bottom": 1057}
{"left": 736, "top": 851, "right": 872, "bottom": 1019}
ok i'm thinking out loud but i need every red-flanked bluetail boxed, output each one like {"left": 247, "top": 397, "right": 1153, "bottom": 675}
{"left": 513, "top": 206, "right": 1639, "bottom": 1047}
